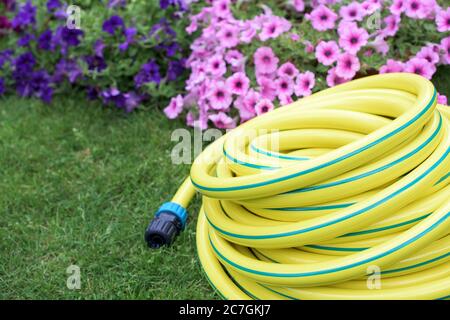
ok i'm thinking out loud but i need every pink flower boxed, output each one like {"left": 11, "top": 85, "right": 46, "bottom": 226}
{"left": 290, "top": 0, "right": 305, "bottom": 12}
{"left": 416, "top": 45, "right": 440, "bottom": 64}
{"left": 206, "top": 55, "right": 226, "bottom": 77}
{"left": 275, "top": 76, "right": 294, "bottom": 98}
{"left": 361, "top": 0, "right": 381, "bottom": 15}
{"left": 326, "top": 67, "right": 348, "bottom": 87}
{"left": 257, "top": 76, "right": 277, "bottom": 101}
{"left": 254, "top": 47, "right": 279, "bottom": 75}
{"left": 338, "top": 21, "right": 357, "bottom": 36}
{"left": 277, "top": 62, "right": 299, "bottom": 78}
{"left": 259, "top": 16, "right": 291, "bottom": 41}
{"left": 242, "top": 89, "right": 261, "bottom": 114}
{"left": 436, "top": 7, "right": 450, "bottom": 32}
{"left": 187, "top": 112, "right": 208, "bottom": 130}
{"left": 290, "top": 33, "right": 300, "bottom": 41}
{"left": 339, "top": 25, "right": 369, "bottom": 54}
{"left": 307, "top": 5, "right": 338, "bottom": 31}
{"left": 279, "top": 94, "right": 294, "bottom": 106}
{"left": 440, "top": 37, "right": 450, "bottom": 64}
{"left": 186, "top": 20, "right": 198, "bottom": 34}
{"left": 335, "top": 53, "right": 360, "bottom": 79}
{"left": 404, "top": 58, "right": 436, "bottom": 80}
{"left": 390, "top": 0, "right": 405, "bottom": 15}
{"left": 340, "top": 2, "right": 364, "bottom": 21}
{"left": 164, "top": 95, "right": 184, "bottom": 119}
{"left": 225, "top": 50, "right": 245, "bottom": 72}
{"left": 255, "top": 98, "right": 275, "bottom": 115}
{"left": 437, "top": 93, "right": 448, "bottom": 105}
{"left": 404, "top": 0, "right": 434, "bottom": 20}
{"left": 213, "top": 0, "right": 231, "bottom": 19}
{"left": 383, "top": 14, "right": 401, "bottom": 37}
{"left": 240, "top": 21, "right": 257, "bottom": 43}
{"left": 304, "top": 40, "right": 315, "bottom": 53}
{"left": 209, "top": 112, "right": 236, "bottom": 129}
{"left": 235, "top": 98, "right": 255, "bottom": 122}
{"left": 207, "top": 81, "right": 233, "bottom": 111}
{"left": 315, "top": 40, "right": 340, "bottom": 66}
{"left": 226, "top": 72, "right": 250, "bottom": 96}
{"left": 217, "top": 24, "right": 240, "bottom": 48}
{"left": 370, "top": 36, "right": 389, "bottom": 55}
{"left": 379, "top": 59, "right": 405, "bottom": 73}
{"left": 295, "top": 71, "right": 315, "bottom": 97}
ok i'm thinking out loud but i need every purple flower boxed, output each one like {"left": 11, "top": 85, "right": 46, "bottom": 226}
{"left": 17, "top": 33, "right": 34, "bottom": 47}
{"left": 0, "top": 49, "right": 13, "bottom": 68}
{"left": 102, "top": 15, "right": 124, "bottom": 35}
{"left": 108, "top": 0, "right": 126, "bottom": 8}
{"left": 119, "top": 27, "right": 137, "bottom": 52}
{"left": 84, "top": 55, "right": 107, "bottom": 72}
{"left": 167, "top": 59, "right": 186, "bottom": 81}
{"left": 134, "top": 60, "right": 161, "bottom": 87}
{"left": 38, "top": 29, "right": 53, "bottom": 51}
{"left": 0, "top": 77, "right": 5, "bottom": 95}
{"left": 47, "top": 0, "right": 62, "bottom": 11}
{"left": 14, "top": 52, "right": 35, "bottom": 74}
{"left": 150, "top": 18, "right": 176, "bottom": 39}
{"left": 12, "top": 0, "right": 36, "bottom": 29}
{"left": 53, "top": 58, "right": 82, "bottom": 83}
{"left": 94, "top": 39, "right": 105, "bottom": 58}
{"left": 86, "top": 87, "right": 98, "bottom": 100}
{"left": 159, "top": 0, "right": 174, "bottom": 9}
{"left": 60, "top": 26, "right": 84, "bottom": 47}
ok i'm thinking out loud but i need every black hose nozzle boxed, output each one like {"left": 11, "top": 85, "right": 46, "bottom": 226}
{"left": 145, "top": 202, "right": 187, "bottom": 249}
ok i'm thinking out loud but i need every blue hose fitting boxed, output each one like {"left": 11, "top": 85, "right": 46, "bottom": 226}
{"left": 145, "top": 202, "right": 187, "bottom": 248}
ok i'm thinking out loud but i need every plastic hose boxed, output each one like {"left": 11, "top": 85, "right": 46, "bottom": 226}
{"left": 150, "top": 73, "right": 450, "bottom": 300}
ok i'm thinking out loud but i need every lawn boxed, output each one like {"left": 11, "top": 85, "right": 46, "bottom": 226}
{"left": 0, "top": 68, "right": 449, "bottom": 299}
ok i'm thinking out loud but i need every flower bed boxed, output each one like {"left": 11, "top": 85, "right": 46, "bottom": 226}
{"left": 0, "top": 0, "right": 200, "bottom": 111}
{"left": 164, "top": 0, "right": 449, "bottom": 129}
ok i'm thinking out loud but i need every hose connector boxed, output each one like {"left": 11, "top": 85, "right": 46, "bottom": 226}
{"left": 145, "top": 202, "right": 187, "bottom": 248}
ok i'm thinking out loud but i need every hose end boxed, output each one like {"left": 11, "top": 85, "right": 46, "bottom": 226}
{"left": 145, "top": 202, "right": 187, "bottom": 249}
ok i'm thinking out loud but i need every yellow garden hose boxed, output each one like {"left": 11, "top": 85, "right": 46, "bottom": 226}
{"left": 147, "top": 73, "right": 450, "bottom": 300}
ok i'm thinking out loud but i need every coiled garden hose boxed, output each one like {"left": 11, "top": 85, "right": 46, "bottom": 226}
{"left": 145, "top": 73, "right": 450, "bottom": 300}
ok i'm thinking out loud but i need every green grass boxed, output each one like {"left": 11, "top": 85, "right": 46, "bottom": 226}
{"left": 0, "top": 96, "right": 216, "bottom": 299}
{"left": 0, "top": 67, "right": 449, "bottom": 299}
